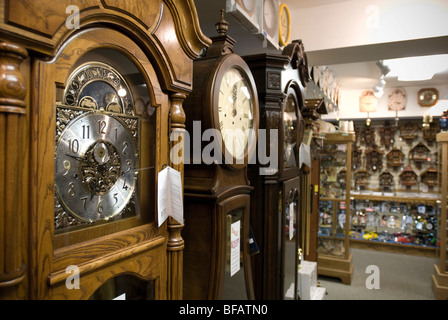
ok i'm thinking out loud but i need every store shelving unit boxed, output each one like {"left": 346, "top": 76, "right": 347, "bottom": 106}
{"left": 317, "top": 132, "right": 355, "bottom": 284}
{"left": 433, "top": 132, "right": 448, "bottom": 299}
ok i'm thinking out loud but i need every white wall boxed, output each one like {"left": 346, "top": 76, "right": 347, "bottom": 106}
{"left": 322, "top": 85, "right": 447, "bottom": 120}
{"left": 288, "top": 0, "right": 448, "bottom": 52}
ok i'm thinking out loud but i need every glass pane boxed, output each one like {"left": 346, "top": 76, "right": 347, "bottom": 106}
{"left": 89, "top": 274, "right": 155, "bottom": 300}
{"left": 222, "top": 208, "right": 248, "bottom": 300}
{"left": 284, "top": 191, "right": 298, "bottom": 300}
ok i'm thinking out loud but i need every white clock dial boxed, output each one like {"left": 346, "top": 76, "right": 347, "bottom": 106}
{"left": 218, "top": 68, "right": 254, "bottom": 160}
{"left": 263, "top": 0, "right": 276, "bottom": 30}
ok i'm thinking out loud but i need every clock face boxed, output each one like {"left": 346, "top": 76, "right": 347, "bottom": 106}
{"left": 279, "top": 4, "right": 291, "bottom": 46}
{"left": 263, "top": 0, "right": 276, "bottom": 35}
{"left": 388, "top": 88, "right": 406, "bottom": 111}
{"left": 283, "top": 94, "right": 298, "bottom": 168}
{"left": 55, "top": 112, "right": 138, "bottom": 222}
{"left": 55, "top": 62, "right": 139, "bottom": 223}
{"left": 218, "top": 67, "right": 255, "bottom": 160}
{"left": 418, "top": 88, "right": 438, "bottom": 107}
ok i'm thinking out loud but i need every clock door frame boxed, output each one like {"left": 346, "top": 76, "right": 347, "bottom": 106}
{"left": 279, "top": 176, "right": 301, "bottom": 300}
{"left": 32, "top": 28, "right": 168, "bottom": 300}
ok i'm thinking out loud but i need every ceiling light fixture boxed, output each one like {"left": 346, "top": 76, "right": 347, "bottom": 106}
{"left": 372, "top": 60, "right": 390, "bottom": 98}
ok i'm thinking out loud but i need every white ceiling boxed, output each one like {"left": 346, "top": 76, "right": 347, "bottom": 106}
{"left": 193, "top": 0, "right": 448, "bottom": 93}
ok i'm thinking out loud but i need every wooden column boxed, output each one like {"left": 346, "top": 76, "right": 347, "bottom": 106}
{"left": 167, "top": 92, "right": 186, "bottom": 299}
{"left": 0, "top": 41, "right": 28, "bottom": 299}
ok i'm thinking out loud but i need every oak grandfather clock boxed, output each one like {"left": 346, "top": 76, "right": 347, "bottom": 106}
{"left": 182, "top": 10, "right": 259, "bottom": 300}
{"left": 0, "top": 0, "right": 210, "bottom": 300}
{"left": 244, "top": 40, "right": 309, "bottom": 300}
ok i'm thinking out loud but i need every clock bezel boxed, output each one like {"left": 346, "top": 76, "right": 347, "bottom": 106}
{"left": 208, "top": 54, "right": 259, "bottom": 170}
{"left": 278, "top": 3, "right": 291, "bottom": 47}
{"left": 417, "top": 88, "right": 439, "bottom": 107}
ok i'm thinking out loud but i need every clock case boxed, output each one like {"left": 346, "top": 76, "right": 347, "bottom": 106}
{"left": 182, "top": 12, "right": 259, "bottom": 300}
{"left": 243, "top": 40, "right": 309, "bottom": 299}
{"left": 0, "top": 0, "right": 210, "bottom": 300}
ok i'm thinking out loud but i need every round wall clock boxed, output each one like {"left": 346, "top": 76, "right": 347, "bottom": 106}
{"left": 418, "top": 88, "right": 438, "bottom": 107}
{"left": 236, "top": 0, "right": 256, "bottom": 15}
{"left": 278, "top": 3, "right": 291, "bottom": 46}
{"left": 55, "top": 62, "right": 139, "bottom": 223}
{"left": 263, "top": 0, "right": 277, "bottom": 40}
{"left": 388, "top": 88, "right": 406, "bottom": 111}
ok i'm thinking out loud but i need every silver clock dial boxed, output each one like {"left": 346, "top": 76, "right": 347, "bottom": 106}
{"left": 55, "top": 112, "right": 137, "bottom": 223}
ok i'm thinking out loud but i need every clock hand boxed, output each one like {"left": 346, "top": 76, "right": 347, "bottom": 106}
{"left": 65, "top": 153, "right": 83, "bottom": 161}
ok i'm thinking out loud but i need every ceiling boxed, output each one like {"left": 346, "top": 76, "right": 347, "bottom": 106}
{"left": 193, "top": 0, "right": 448, "bottom": 94}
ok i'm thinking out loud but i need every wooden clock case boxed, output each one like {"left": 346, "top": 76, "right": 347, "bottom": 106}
{"left": 0, "top": 0, "right": 209, "bottom": 300}
{"left": 182, "top": 13, "right": 259, "bottom": 300}
{"left": 244, "top": 40, "right": 308, "bottom": 300}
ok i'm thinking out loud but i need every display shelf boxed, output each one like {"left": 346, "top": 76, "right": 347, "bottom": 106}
{"left": 317, "top": 132, "right": 354, "bottom": 284}
{"left": 433, "top": 131, "right": 448, "bottom": 300}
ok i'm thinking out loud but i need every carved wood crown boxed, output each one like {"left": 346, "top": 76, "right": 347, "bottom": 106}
{"left": 282, "top": 40, "right": 311, "bottom": 88}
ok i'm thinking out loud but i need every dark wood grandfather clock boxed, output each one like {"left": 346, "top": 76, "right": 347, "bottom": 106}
{"left": 0, "top": 0, "right": 210, "bottom": 300}
{"left": 244, "top": 40, "right": 309, "bottom": 300}
{"left": 182, "top": 11, "right": 259, "bottom": 300}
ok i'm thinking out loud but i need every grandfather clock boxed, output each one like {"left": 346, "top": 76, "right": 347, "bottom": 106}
{"left": 244, "top": 40, "right": 309, "bottom": 300}
{"left": 182, "top": 11, "right": 259, "bottom": 300}
{"left": 0, "top": 0, "right": 209, "bottom": 300}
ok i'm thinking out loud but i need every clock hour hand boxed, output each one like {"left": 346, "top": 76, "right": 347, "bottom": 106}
{"left": 65, "top": 153, "right": 83, "bottom": 161}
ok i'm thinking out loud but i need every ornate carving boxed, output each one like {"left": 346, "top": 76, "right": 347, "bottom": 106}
{"left": 379, "top": 170, "right": 394, "bottom": 192}
{"left": 386, "top": 147, "right": 405, "bottom": 170}
{"left": 409, "top": 142, "right": 430, "bottom": 169}
{"left": 267, "top": 71, "right": 281, "bottom": 89}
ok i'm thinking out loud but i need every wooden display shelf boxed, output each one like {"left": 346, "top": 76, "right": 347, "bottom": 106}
{"left": 351, "top": 193, "right": 440, "bottom": 205}
{"left": 432, "top": 264, "right": 448, "bottom": 300}
{"left": 350, "top": 238, "right": 436, "bottom": 257}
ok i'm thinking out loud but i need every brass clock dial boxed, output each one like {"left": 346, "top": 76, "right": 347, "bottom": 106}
{"left": 279, "top": 3, "right": 291, "bottom": 47}
{"left": 55, "top": 62, "right": 139, "bottom": 224}
{"left": 418, "top": 88, "right": 438, "bottom": 107}
{"left": 218, "top": 67, "right": 255, "bottom": 160}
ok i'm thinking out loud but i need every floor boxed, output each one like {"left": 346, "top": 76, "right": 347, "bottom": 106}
{"left": 317, "top": 248, "right": 437, "bottom": 300}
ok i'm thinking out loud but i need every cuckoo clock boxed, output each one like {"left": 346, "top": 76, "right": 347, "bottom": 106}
{"left": 365, "top": 147, "right": 384, "bottom": 172}
{"left": 182, "top": 11, "right": 259, "bottom": 300}
{"left": 400, "top": 165, "right": 418, "bottom": 189}
{"left": 353, "top": 146, "right": 363, "bottom": 171}
{"left": 421, "top": 167, "right": 438, "bottom": 190}
{"left": 379, "top": 171, "right": 394, "bottom": 192}
{"left": 362, "top": 125, "right": 376, "bottom": 148}
{"left": 400, "top": 122, "right": 419, "bottom": 144}
{"left": 355, "top": 169, "right": 370, "bottom": 190}
{"left": 386, "top": 147, "right": 405, "bottom": 170}
{"left": 0, "top": 0, "right": 209, "bottom": 300}
{"left": 378, "top": 121, "right": 395, "bottom": 149}
{"left": 337, "top": 169, "right": 347, "bottom": 191}
{"left": 423, "top": 121, "right": 441, "bottom": 146}
{"left": 410, "top": 142, "right": 430, "bottom": 169}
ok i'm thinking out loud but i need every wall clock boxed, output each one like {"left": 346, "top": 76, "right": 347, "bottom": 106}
{"left": 388, "top": 87, "right": 406, "bottom": 111}
{"left": 359, "top": 89, "right": 377, "bottom": 113}
{"left": 278, "top": 3, "right": 291, "bottom": 46}
{"left": 418, "top": 88, "right": 438, "bottom": 107}
{"left": 263, "top": 0, "right": 279, "bottom": 47}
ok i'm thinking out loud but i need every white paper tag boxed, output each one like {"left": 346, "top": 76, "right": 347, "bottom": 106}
{"left": 157, "top": 166, "right": 183, "bottom": 227}
{"left": 230, "top": 220, "right": 241, "bottom": 277}
{"left": 289, "top": 202, "right": 294, "bottom": 240}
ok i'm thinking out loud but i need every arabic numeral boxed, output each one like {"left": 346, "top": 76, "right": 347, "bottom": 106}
{"left": 98, "top": 120, "right": 107, "bottom": 135}
{"left": 68, "top": 139, "right": 79, "bottom": 154}
{"left": 82, "top": 125, "right": 90, "bottom": 139}
{"left": 122, "top": 141, "right": 128, "bottom": 155}
{"left": 81, "top": 196, "right": 88, "bottom": 211}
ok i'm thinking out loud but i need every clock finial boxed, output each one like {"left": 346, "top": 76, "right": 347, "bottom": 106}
{"left": 215, "top": 9, "right": 229, "bottom": 36}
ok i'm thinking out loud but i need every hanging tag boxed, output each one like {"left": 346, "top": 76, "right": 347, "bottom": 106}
{"left": 157, "top": 166, "right": 183, "bottom": 226}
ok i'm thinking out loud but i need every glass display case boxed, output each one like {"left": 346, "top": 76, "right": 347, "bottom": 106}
{"left": 316, "top": 132, "right": 354, "bottom": 284}
{"left": 349, "top": 196, "right": 438, "bottom": 249}
{"left": 433, "top": 132, "right": 448, "bottom": 299}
